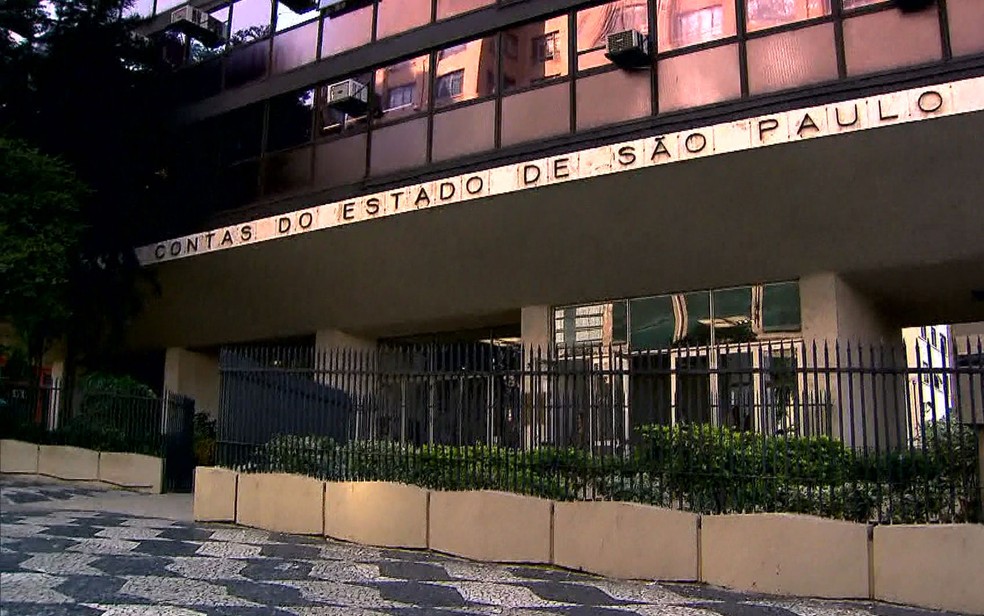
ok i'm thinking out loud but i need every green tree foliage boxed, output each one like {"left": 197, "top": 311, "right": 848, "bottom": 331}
{"left": 0, "top": 139, "right": 87, "bottom": 361}
{"left": 1, "top": 0, "right": 175, "bottom": 368}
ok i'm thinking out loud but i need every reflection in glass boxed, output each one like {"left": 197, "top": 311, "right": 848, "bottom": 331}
{"left": 267, "top": 89, "right": 314, "bottom": 152}
{"left": 317, "top": 73, "right": 371, "bottom": 136}
{"left": 656, "top": 0, "right": 736, "bottom": 51}
{"left": 224, "top": 40, "right": 270, "bottom": 87}
{"left": 321, "top": 6, "right": 373, "bottom": 58}
{"left": 124, "top": 0, "right": 155, "bottom": 18}
{"left": 746, "top": 0, "right": 831, "bottom": 33}
{"left": 630, "top": 296, "right": 676, "bottom": 350}
{"left": 155, "top": 0, "right": 185, "bottom": 14}
{"left": 577, "top": 0, "right": 649, "bottom": 70}
{"left": 275, "top": 0, "right": 318, "bottom": 32}
{"left": 712, "top": 287, "right": 754, "bottom": 343}
{"left": 376, "top": 0, "right": 431, "bottom": 39}
{"left": 502, "top": 16, "right": 569, "bottom": 92}
{"left": 762, "top": 282, "right": 801, "bottom": 332}
{"left": 220, "top": 104, "right": 264, "bottom": 163}
{"left": 375, "top": 55, "right": 430, "bottom": 123}
{"left": 437, "top": 0, "right": 495, "bottom": 20}
{"left": 272, "top": 19, "right": 318, "bottom": 73}
{"left": 189, "top": 6, "right": 230, "bottom": 64}
{"left": 435, "top": 36, "right": 497, "bottom": 108}
{"left": 230, "top": 0, "right": 272, "bottom": 46}
{"left": 841, "top": 0, "right": 885, "bottom": 8}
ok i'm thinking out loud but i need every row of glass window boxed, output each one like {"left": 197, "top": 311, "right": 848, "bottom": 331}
{"left": 553, "top": 282, "right": 802, "bottom": 350}
{"left": 164, "top": 0, "right": 984, "bottom": 96}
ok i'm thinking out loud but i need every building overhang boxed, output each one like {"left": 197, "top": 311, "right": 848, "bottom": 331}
{"left": 130, "top": 76, "right": 984, "bottom": 349}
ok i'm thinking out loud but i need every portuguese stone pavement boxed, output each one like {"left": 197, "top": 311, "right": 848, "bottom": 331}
{"left": 0, "top": 475, "right": 967, "bottom": 616}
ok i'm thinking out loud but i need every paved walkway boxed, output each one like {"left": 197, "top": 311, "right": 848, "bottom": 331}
{"left": 0, "top": 475, "right": 965, "bottom": 616}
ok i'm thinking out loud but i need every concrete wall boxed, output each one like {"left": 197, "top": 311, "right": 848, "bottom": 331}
{"left": 236, "top": 472, "right": 325, "bottom": 535}
{"left": 429, "top": 490, "right": 552, "bottom": 563}
{"left": 554, "top": 501, "right": 698, "bottom": 581}
{"left": 164, "top": 347, "right": 220, "bottom": 417}
{"left": 38, "top": 445, "right": 100, "bottom": 481}
{"left": 97, "top": 452, "right": 162, "bottom": 493}
{"left": 325, "top": 481, "right": 428, "bottom": 548}
{"left": 874, "top": 524, "right": 984, "bottom": 615}
{"left": 701, "top": 513, "right": 870, "bottom": 599}
{"left": 520, "top": 305, "right": 551, "bottom": 350}
{"left": 194, "top": 466, "right": 238, "bottom": 522}
{"left": 0, "top": 439, "right": 39, "bottom": 474}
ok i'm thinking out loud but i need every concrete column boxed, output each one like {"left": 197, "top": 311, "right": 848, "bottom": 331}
{"left": 164, "top": 348, "right": 220, "bottom": 417}
{"left": 521, "top": 305, "right": 551, "bottom": 352}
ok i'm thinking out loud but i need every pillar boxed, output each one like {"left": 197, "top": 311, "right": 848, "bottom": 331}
{"left": 521, "top": 305, "right": 551, "bottom": 352}
{"left": 164, "top": 348, "right": 220, "bottom": 417}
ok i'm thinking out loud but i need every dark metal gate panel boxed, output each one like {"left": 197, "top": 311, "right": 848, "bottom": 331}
{"left": 162, "top": 393, "right": 195, "bottom": 493}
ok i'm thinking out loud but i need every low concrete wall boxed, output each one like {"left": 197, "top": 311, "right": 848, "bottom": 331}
{"left": 37, "top": 445, "right": 99, "bottom": 481}
{"left": 236, "top": 472, "right": 324, "bottom": 535}
{"left": 429, "top": 491, "right": 552, "bottom": 563}
{"left": 325, "top": 481, "right": 428, "bottom": 548}
{"left": 874, "top": 524, "right": 984, "bottom": 614}
{"left": 701, "top": 513, "right": 869, "bottom": 599}
{"left": 97, "top": 452, "right": 163, "bottom": 493}
{"left": 194, "top": 467, "right": 239, "bottom": 522}
{"left": 554, "top": 501, "right": 699, "bottom": 581}
{"left": 0, "top": 439, "right": 39, "bottom": 474}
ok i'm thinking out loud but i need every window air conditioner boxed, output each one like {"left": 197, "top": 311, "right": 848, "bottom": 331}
{"left": 326, "top": 79, "right": 370, "bottom": 116}
{"left": 168, "top": 6, "right": 226, "bottom": 48}
{"left": 605, "top": 30, "right": 650, "bottom": 69}
{"left": 318, "top": 0, "right": 374, "bottom": 18}
{"left": 892, "top": 0, "right": 935, "bottom": 12}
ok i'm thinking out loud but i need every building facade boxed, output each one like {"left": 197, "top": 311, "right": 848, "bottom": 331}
{"left": 130, "top": 0, "right": 984, "bottom": 430}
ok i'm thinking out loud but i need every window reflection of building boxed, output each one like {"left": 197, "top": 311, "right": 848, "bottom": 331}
{"left": 657, "top": 0, "right": 736, "bottom": 51}
{"left": 434, "top": 36, "right": 497, "bottom": 108}
{"left": 503, "top": 16, "right": 569, "bottom": 92}
{"left": 375, "top": 55, "right": 430, "bottom": 122}
{"left": 576, "top": 0, "right": 649, "bottom": 70}
{"left": 746, "top": 0, "right": 831, "bottom": 32}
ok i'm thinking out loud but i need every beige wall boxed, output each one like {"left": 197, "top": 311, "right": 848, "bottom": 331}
{"left": 236, "top": 472, "right": 325, "bottom": 535}
{"left": 38, "top": 445, "right": 100, "bottom": 481}
{"left": 194, "top": 466, "right": 238, "bottom": 522}
{"left": 97, "top": 452, "right": 163, "bottom": 493}
{"left": 164, "top": 348, "right": 220, "bottom": 416}
{"left": 325, "top": 482, "right": 428, "bottom": 548}
{"left": 0, "top": 439, "right": 39, "bottom": 474}
{"left": 874, "top": 524, "right": 984, "bottom": 614}
{"left": 701, "top": 513, "right": 870, "bottom": 599}
{"left": 554, "top": 501, "right": 698, "bottom": 581}
{"left": 520, "top": 305, "right": 551, "bottom": 350}
{"left": 429, "top": 490, "right": 552, "bottom": 563}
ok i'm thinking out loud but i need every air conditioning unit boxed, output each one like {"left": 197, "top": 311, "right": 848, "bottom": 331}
{"left": 278, "top": 0, "right": 318, "bottom": 14}
{"left": 318, "top": 0, "right": 374, "bottom": 18}
{"left": 326, "top": 79, "right": 370, "bottom": 116}
{"left": 893, "top": 0, "right": 935, "bottom": 12}
{"left": 168, "top": 6, "right": 226, "bottom": 48}
{"left": 605, "top": 30, "right": 650, "bottom": 69}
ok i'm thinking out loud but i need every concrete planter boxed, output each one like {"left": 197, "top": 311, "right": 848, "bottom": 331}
{"left": 429, "top": 490, "right": 552, "bottom": 563}
{"left": 236, "top": 472, "right": 325, "bottom": 535}
{"left": 0, "top": 439, "right": 40, "bottom": 474}
{"left": 325, "top": 481, "right": 428, "bottom": 548}
{"left": 38, "top": 445, "right": 99, "bottom": 481}
{"left": 874, "top": 524, "right": 984, "bottom": 614}
{"left": 554, "top": 500, "right": 699, "bottom": 581}
{"left": 700, "top": 513, "right": 870, "bottom": 599}
{"left": 97, "top": 451, "right": 163, "bottom": 493}
{"left": 194, "top": 466, "right": 239, "bottom": 522}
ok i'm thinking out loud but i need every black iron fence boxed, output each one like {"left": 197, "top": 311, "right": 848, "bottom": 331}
{"left": 217, "top": 338, "right": 984, "bottom": 524}
{"left": 0, "top": 378, "right": 197, "bottom": 491}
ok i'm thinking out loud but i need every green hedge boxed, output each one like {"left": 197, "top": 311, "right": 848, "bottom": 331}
{"left": 237, "top": 422, "right": 981, "bottom": 524}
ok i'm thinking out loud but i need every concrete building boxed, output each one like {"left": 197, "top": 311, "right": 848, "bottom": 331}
{"left": 126, "top": 0, "right": 984, "bottom": 431}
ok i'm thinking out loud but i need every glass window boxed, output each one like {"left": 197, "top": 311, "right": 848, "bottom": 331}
{"left": 217, "top": 159, "right": 260, "bottom": 210}
{"left": 220, "top": 103, "right": 265, "bottom": 162}
{"left": 577, "top": 0, "right": 650, "bottom": 70}
{"left": 554, "top": 304, "right": 607, "bottom": 347}
{"left": 657, "top": 43, "right": 740, "bottom": 112}
{"left": 189, "top": 6, "right": 229, "bottom": 64}
{"left": 435, "top": 36, "right": 497, "bottom": 108}
{"left": 370, "top": 117, "right": 428, "bottom": 175}
{"left": 576, "top": 68, "right": 651, "bottom": 131}
{"left": 844, "top": 9, "right": 941, "bottom": 76}
{"left": 124, "top": 0, "right": 155, "bottom": 18}
{"left": 947, "top": 0, "right": 984, "bottom": 57}
{"left": 842, "top": 0, "right": 885, "bottom": 8}
{"left": 437, "top": 0, "right": 495, "bottom": 20}
{"left": 431, "top": 101, "right": 496, "bottom": 162}
{"left": 376, "top": 0, "right": 431, "bottom": 39}
{"left": 375, "top": 55, "right": 430, "bottom": 124}
{"left": 713, "top": 287, "right": 754, "bottom": 342}
{"left": 317, "top": 72, "right": 371, "bottom": 136}
{"left": 275, "top": 0, "right": 318, "bottom": 32}
{"left": 630, "top": 296, "right": 675, "bottom": 349}
{"left": 321, "top": 5, "right": 373, "bottom": 58}
{"left": 502, "top": 16, "right": 569, "bottom": 92}
{"left": 746, "top": 23, "right": 838, "bottom": 94}
{"left": 500, "top": 81, "right": 571, "bottom": 146}
{"left": 156, "top": 0, "right": 185, "bottom": 14}
{"left": 314, "top": 133, "right": 367, "bottom": 188}
{"left": 266, "top": 89, "right": 314, "bottom": 152}
{"left": 762, "top": 282, "right": 801, "bottom": 332}
{"left": 262, "top": 146, "right": 312, "bottom": 196}
{"left": 678, "top": 292, "right": 711, "bottom": 346}
{"left": 746, "top": 0, "right": 831, "bottom": 33}
{"left": 272, "top": 19, "right": 318, "bottom": 73}
{"left": 657, "top": 0, "right": 736, "bottom": 51}
{"left": 230, "top": 0, "right": 273, "bottom": 46}
{"left": 224, "top": 40, "right": 270, "bottom": 87}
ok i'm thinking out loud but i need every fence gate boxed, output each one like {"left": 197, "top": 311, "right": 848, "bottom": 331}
{"left": 162, "top": 393, "right": 196, "bottom": 493}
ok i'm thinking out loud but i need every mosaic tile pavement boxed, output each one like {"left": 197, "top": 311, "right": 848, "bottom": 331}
{"left": 0, "top": 476, "right": 969, "bottom": 616}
